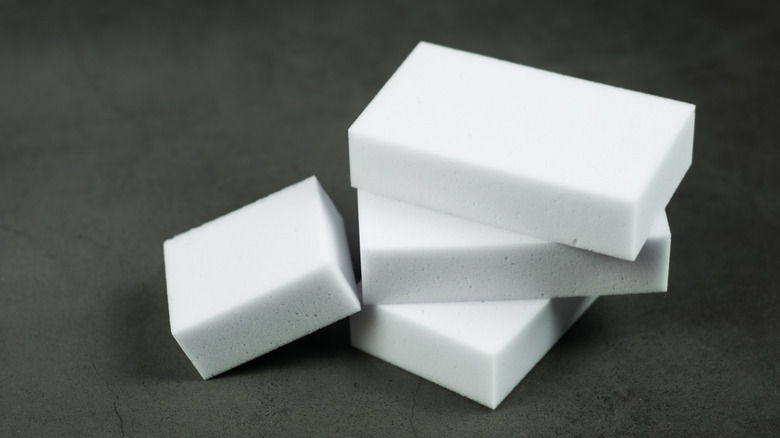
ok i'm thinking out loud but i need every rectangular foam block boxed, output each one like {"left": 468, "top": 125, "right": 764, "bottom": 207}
{"left": 164, "top": 176, "right": 360, "bottom": 379}
{"left": 349, "top": 41, "right": 694, "bottom": 260}
{"left": 350, "top": 293, "right": 597, "bottom": 409}
{"left": 358, "top": 190, "right": 670, "bottom": 304}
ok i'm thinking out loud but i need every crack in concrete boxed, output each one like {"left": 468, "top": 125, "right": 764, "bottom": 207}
{"left": 0, "top": 224, "right": 38, "bottom": 244}
{"left": 91, "top": 361, "right": 125, "bottom": 437}
{"left": 409, "top": 378, "right": 422, "bottom": 438}
{"left": 0, "top": 224, "right": 63, "bottom": 264}
{"left": 113, "top": 398, "right": 125, "bottom": 437}
{"left": 64, "top": 14, "right": 143, "bottom": 127}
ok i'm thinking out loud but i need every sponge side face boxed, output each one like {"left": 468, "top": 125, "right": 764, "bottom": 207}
{"left": 314, "top": 180, "right": 359, "bottom": 296}
{"left": 494, "top": 296, "right": 597, "bottom": 405}
{"left": 358, "top": 191, "right": 670, "bottom": 304}
{"left": 350, "top": 296, "right": 597, "bottom": 409}
{"left": 349, "top": 305, "right": 495, "bottom": 406}
{"left": 164, "top": 176, "right": 360, "bottom": 379}
{"left": 174, "top": 266, "right": 359, "bottom": 379}
{"left": 349, "top": 42, "right": 694, "bottom": 260}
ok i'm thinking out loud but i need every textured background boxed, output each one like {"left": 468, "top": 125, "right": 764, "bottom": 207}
{"left": 1, "top": 1, "right": 778, "bottom": 436}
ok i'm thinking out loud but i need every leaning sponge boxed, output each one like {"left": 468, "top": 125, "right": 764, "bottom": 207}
{"left": 349, "top": 41, "right": 694, "bottom": 260}
{"left": 351, "top": 292, "right": 597, "bottom": 409}
{"left": 164, "top": 176, "right": 360, "bottom": 379}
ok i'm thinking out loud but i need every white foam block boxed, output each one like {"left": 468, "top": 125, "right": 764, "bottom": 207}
{"left": 351, "top": 294, "right": 597, "bottom": 409}
{"left": 358, "top": 191, "right": 670, "bottom": 304}
{"left": 164, "top": 176, "right": 360, "bottom": 379}
{"left": 349, "top": 42, "right": 694, "bottom": 260}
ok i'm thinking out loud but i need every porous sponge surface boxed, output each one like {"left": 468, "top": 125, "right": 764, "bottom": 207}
{"left": 350, "top": 295, "right": 597, "bottom": 409}
{"left": 349, "top": 41, "right": 694, "bottom": 260}
{"left": 164, "top": 176, "right": 360, "bottom": 379}
{"left": 358, "top": 190, "right": 670, "bottom": 304}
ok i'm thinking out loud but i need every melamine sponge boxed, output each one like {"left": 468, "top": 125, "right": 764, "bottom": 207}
{"left": 349, "top": 41, "right": 694, "bottom": 260}
{"left": 358, "top": 191, "right": 670, "bottom": 304}
{"left": 164, "top": 176, "right": 360, "bottom": 379}
{"left": 350, "top": 293, "right": 597, "bottom": 409}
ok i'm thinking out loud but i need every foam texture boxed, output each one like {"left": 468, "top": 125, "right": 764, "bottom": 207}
{"left": 164, "top": 176, "right": 360, "bottom": 379}
{"left": 358, "top": 191, "right": 670, "bottom": 304}
{"left": 349, "top": 41, "right": 694, "bottom": 260}
{"left": 351, "top": 293, "right": 597, "bottom": 409}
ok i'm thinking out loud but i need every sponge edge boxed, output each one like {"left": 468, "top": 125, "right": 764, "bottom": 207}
{"left": 350, "top": 293, "right": 597, "bottom": 409}
{"left": 349, "top": 41, "right": 694, "bottom": 260}
{"left": 164, "top": 176, "right": 360, "bottom": 379}
{"left": 358, "top": 190, "right": 670, "bottom": 304}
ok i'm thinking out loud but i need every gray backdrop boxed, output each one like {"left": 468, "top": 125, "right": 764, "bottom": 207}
{"left": 1, "top": 1, "right": 778, "bottom": 436}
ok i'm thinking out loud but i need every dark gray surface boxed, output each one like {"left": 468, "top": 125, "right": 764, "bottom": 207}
{"left": 1, "top": 1, "right": 778, "bottom": 436}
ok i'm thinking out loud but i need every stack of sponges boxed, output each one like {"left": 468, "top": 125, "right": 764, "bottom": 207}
{"left": 348, "top": 42, "right": 694, "bottom": 409}
{"left": 162, "top": 41, "right": 694, "bottom": 410}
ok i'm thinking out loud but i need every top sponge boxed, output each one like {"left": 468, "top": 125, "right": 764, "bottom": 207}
{"left": 349, "top": 42, "right": 694, "bottom": 260}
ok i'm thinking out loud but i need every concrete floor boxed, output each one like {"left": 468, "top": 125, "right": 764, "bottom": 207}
{"left": 1, "top": 1, "right": 778, "bottom": 436}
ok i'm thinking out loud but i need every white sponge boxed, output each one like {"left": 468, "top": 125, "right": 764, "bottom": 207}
{"left": 349, "top": 42, "right": 694, "bottom": 260}
{"left": 358, "top": 191, "right": 670, "bottom": 304}
{"left": 350, "top": 293, "right": 597, "bottom": 409}
{"left": 164, "top": 176, "right": 360, "bottom": 379}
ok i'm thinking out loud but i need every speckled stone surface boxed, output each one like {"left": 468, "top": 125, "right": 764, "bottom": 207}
{"left": 1, "top": 1, "right": 778, "bottom": 436}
